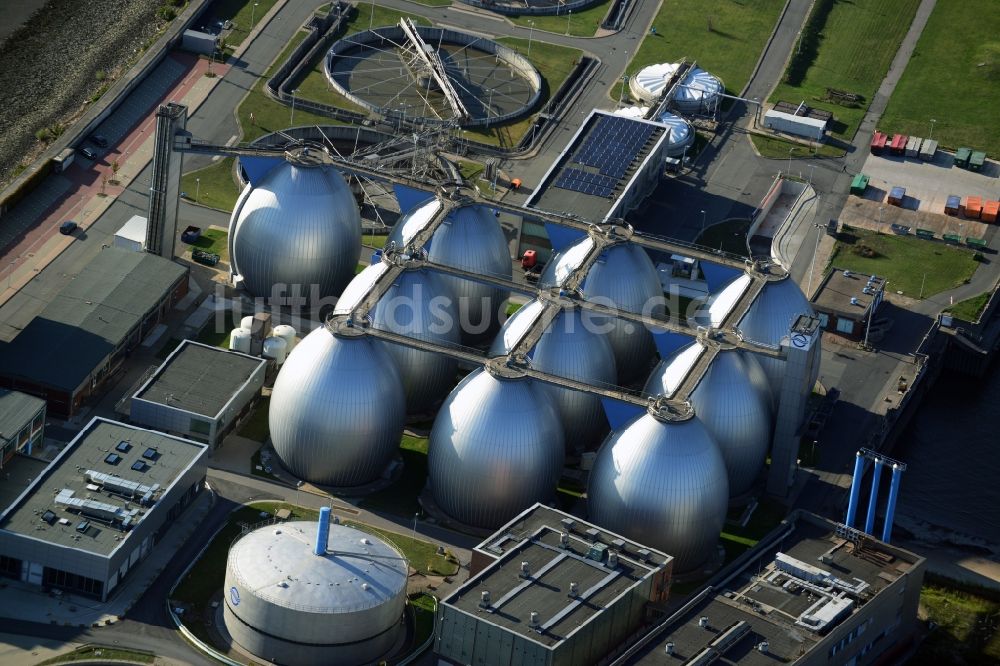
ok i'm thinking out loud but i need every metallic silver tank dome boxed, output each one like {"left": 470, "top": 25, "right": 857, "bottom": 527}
{"left": 490, "top": 300, "right": 617, "bottom": 452}
{"left": 588, "top": 414, "right": 728, "bottom": 572}
{"left": 389, "top": 203, "right": 511, "bottom": 343}
{"left": 371, "top": 269, "right": 460, "bottom": 414}
{"left": 541, "top": 239, "right": 663, "bottom": 384}
{"left": 428, "top": 368, "right": 564, "bottom": 529}
{"left": 738, "top": 276, "right": 820, "bottom": 405}
{"left": 689, "top": 273, "right": 753, "bottom": 328}
{"left": 270, "top": 326, "right": 405, "bottom": 486}
{"left": 229, "top": 158, "right": 361, "bottom": 302}
{"left": 645, "top": 346, "right": 772, "bottom": 497}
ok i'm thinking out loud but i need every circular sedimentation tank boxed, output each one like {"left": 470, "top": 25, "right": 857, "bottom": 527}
{"left": 630, "top": 63, "right": 723, "bottom": 114}
{"left": 224, "top": 520, "right": 407, "bottom": 666}
{"left": 428, "top": 366, "right": 565, "bottom": 529}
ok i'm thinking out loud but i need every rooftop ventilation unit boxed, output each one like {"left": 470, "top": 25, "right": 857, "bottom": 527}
{"left": 559, "top": 532, "right": 570, "bottom": 548}
{"left": 607, "top": 550, "right": 619, "bottom": 568}
{"left": 480, "top": 590, "right": 491, "bottom": 608}
{"left": 698, "top": 616, "right": 709, "bottom": 628}
{"left": 585, "top": 527, "right": 600, "bottom": 541}
{"left": 561, "top": 518, "right": 575, "bottom": 532}
{"left": 519, "top": 561, "right": 531, "bottom": 579}
{"left": 850, "top": 297, "right": 860, "bottom": 306}
{"left": 568, "top": 582, "right": 579, "bottom": 598}
{"left": 104, "top": 453, "right": 122, "bottom": 466}
{"left": 56, "top": 489, "right": 140, "bottom": 528}
{"left": 116, "top": 441, "right": 132, "bottom": 453}
{"left": 665, "top": 642, "right": 675, "bottom": 655}
{"left": 84, "top": 470, "right": 159, "bottom": 503}
{"left": 529, "top": 611, "right": 540, "bottom": 629}
{"left": 843, "top": 270, "right": 852, "bottom": 277}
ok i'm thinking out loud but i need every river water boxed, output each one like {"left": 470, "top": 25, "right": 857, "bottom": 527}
{"left": 894, "top": 360, "right": 1000, "bottom": 552}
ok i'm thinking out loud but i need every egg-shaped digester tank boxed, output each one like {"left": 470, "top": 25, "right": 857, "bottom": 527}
{"left": 370, "top": 269, "right": 460, "bottom": 413}
{"left": 269, "top": 326, "right": 405, "bottom": 486}
{"left": 490, "top": 300, "right": 617, "bottom": 452}
{"left": 541, "top": 239, "right": 663, "bottom": 384}
{"left": 229, "top": 154, "right": 361, "bottom": 303}
{"left": 389, "top": 202, "right": 511, "bottom": 343}
{"left": 588, "top": 411, "right": 728, "bottom": 572}
{"left": 645, "top": 346, "right": 772, "bottom": 497}
{"left": 428, "top": 367, "right": 564, "bottom": 529}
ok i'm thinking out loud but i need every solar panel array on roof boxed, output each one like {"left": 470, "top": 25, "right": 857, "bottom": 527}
{"left": 554, "top": 169, "right": 619, "bottom": 198}
{"left": 553, "top": 116, "right": 657, "bottom": 198}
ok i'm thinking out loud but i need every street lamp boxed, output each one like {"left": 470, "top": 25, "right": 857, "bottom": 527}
{"left": 929, "top": 118, "right": 936, "bottom": 141}
{"left": 700, "top": 209, "right": 706, "bottom": 238}
{"left": 411, "top": 512, "right": 419, "bottom": 541}
{"left": 195, "top": 177, "right": 200, "bottom": 201}
{"left": 566, "top": 9, "right": 572, "bottom": 35}
{"left": 289, "top": 89, "right": 298, "bottom": 125}
{"left": 250, "top": 1, "right": 260, "bottom": 29}
{"left": 295, "top": 480, "right": 303, "bottom": 509}
{"left": 878, "top": 206, "right": 884, "bottom": 234}
{"left": 807, "top": 163, "right": 816, "bottom": 186}
{"left": 787, "top": 147, "right": 798, "bottom": 176}
{"left": 528, "top": 20, "right": 535, "bottom": 56}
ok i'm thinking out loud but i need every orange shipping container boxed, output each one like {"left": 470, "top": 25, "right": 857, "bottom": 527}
{"left": 983, "top": 200, "right": 999, "bottom": 224}
{"left": 965, "top": 196, "right": 983, "bottom": 219}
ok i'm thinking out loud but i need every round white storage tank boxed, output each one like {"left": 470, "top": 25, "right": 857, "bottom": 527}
{"left": 657, "top": 111, "right": 695, "bottom": 157}
{"left": 262, "top": 336, "right": 288, "bottom": 365}
{"left": 272, "top": 324, "right": 297, "bottom": 352}
{"left": 428, "top": 367, "right": 564, "bottom": 529}
{"left": 630, "top": 63, "right": 723, "bottom": 113}
{"left": 541, "top": 238, "right": 663, "bottom": 384}
{"left": 371, "top": 269, "right": 461, "bottom": 414}
{"left": 229, "top": 328, "right": 251, "bottom": 354}
{"left": 269, "top": 327, "right": 405, "bottom": 486}
{"left": 588, "top": 410, "right": 728, "bottom": 572}
{"left": 490, "top": 300, "right": 617, "bottom": 452}
{"left": 224, "top": 520, "right": 407, "bottom": 666}
{"left": 388, "top": 202, "right": 511, "bottom": 343}
{"left": 241, "top": 315, "right": 255, "bottom": 331}
{"left": 645, "top": 345, "right": 772, "bottom": 497}
{"left": 229, "top": 155, "right": 361, "bottom": 303}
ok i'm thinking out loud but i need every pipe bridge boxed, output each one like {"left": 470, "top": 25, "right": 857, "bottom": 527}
{"left": 398, "top": 17, "right": 469, "bottom": 121}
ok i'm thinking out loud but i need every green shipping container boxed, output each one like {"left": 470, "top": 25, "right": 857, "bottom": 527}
{"left": 969, "top": 151, "right": 986, "bottom": 171}
{"left": 850, "top": 173, "right": 869, "bottom": 195}
{"left": 955, "top": 147, "right": 972, "bottom": 168}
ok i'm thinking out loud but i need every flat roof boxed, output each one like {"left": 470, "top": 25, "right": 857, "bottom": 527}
{"left": 0, "top": 418, "right": 207, "bottom": 557}
{"left": 527, "top": 110, "right": 667, "bottom": 223}
{"left": 0, "top": 248, "right": 187, "bottom": 392}
{"left": 134, "top": 340, "right": 265, "bottom": 418}
{"left": 624, "top": 512, "right": 924, "bottom": 665}
{"left": 812, "top": 269, "right": 885, "bottom": 316}
{"left": 445, "top": 503, "right": 671, "bottom": 649}
{"left": 0, "top": 389, "right": 45, "bottom": 439}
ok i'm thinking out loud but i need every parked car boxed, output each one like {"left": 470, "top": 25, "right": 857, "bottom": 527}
{"left": 79, "top": 147, "right": 97, "bottom": 161}
{"left": 59, "top": 221, "right": 78, "bottom": 235}
{"left": 181, "top": 225, "right": 202, "bottom": 243}
{"left": 89, "top": 134, "right": 109, "bottom": 148}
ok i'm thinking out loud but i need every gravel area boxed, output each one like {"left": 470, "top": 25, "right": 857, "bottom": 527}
{"left": 0, "top": 0, "right": 165, "bottom": 188}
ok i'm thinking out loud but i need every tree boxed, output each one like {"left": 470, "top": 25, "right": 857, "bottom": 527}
{"left": 111, "top": 160, "right": 120, "bottom": 184}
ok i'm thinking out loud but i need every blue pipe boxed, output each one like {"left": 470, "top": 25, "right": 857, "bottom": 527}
{"left": 314, "top": 506, "right": 331, "bottom": 556}
{"left": 845, "top": 452, "right": 865, "bottom": 528}
{"left": 881, "top": 465, "right": 903, "bottom": 543}
{"left": 864, "top": 459, "right": 884, "bottom": 535}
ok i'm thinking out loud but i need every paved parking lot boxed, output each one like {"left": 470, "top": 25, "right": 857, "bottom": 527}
{"left": 859, "top": 151, "right": 998, "bottom": 214}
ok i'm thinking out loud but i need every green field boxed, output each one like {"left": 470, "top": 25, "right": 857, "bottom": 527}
{"left": 749, "top": 133, "right": 847, "bottom": 159}
{"left": 914, "top": 583, "right": 1000, "bottom": 664}
{"left": 880, "top": 1, "right": 1000, "bottom": 155}
{"left": 946, "top": 291, "right": 992, "bottom": 323}
{"left": 769, "top": 0, "right": 920, "bottom": 142}
{"left": 361, "top": 434, "right": 430, "bottom": 517}
{"left": 626, "top": 0, "right": 786, "bottom": 94}
{"left": 181, "top": 157, "right": 241, "bottom": 212}
{"left": 190, "top": 228, "right": 229, "bottom": 262}
{"left": 38, "top": 647, "right": 155, "bottom": 665}
{"left": 214, "top": 0, "right": 280, "bottom": 48}
{"left": 509, "top": 0, "right": 611, "bottom": 37}
{"left": 827, "top": 227, "right": 979, "bottom": 298}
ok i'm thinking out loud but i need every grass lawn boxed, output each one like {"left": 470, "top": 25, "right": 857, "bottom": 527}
{"left": 38, "top": 647, "right": 155, "bottom": 665}
{"left": 190, "top": 228, "right": 230, "bottom": 263}
{"left": 749, "top": 133, "right": 846, "bottom": 159}
{"left": 410, "top": 593, "right": 438, "bottom": 644}
{"left": 769, "top": 0, "right": 920, "bottom": 142}
{"left": 696, "top": 218, "right": 750, "bottom": 256}
{"left": 361, "top": 232, "right": 389, "bottom": 249}
{"left": 361, "top": 434, "right": 429, "bottom": 517}
{"left": 946, "top": 291, "right": 992, "bottom": 324}
{"left": 914, "top": 583, "right": 1000, "bottom": 664}
{"left": 509, "top": 0, "right": 611, "bottom": 37}
{"left": 457, "top": 159, "right": 485, "bottom": 182}
{"left": 238, "top": 396, "right": 270, "bottom": 442}
{"left": 214, "top": 0, "right": 280, "bottom": 48}
{"left": 181, "top": 158, "right": 241, "bottom": 213}
{"left": 626, "top": 0, "right": 786, "bottom": 94}
{"left": 828, "top": 227, "right": 979, "bottom": 298}
{"left": 880, "top": 1, "right": 1000, "bottom": 155}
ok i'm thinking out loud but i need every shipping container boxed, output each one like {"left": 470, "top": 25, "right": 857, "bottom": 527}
{"left": 113, "top": 215, "right": 147, "bottom": 252}
{"left": 982, "top": 201, "right": 999, "bottom": 224}
{"left": 891, "top": 134, "right": 908, "bottom": 154}
{"left": 870, "top": 131, "right": 888, "bottom": 155}
{"left": 918, "top": 139, "right": 938, "bottom": 161}
{"left": 945, "top": 195, "right": 962, "bottom": 215}
{"left": 888, "top": 186, "right": 906, "bottom": 206}
{"left": 850, "top": 173, "right": 870, "bottom": 195}
{"left": 969, "top": 151, "right": 986, "bottom": 171}
{"left": 955, "top": 147, "right": 972, "bottom": 168}
{"left": 943, "top": 233, "right": 962, "bottom": 244}
{"left": 905, "top": 135, "right": 922, "bottom": 157}
{"left": 965, "top": 196, "right": 983, "bottom": 219}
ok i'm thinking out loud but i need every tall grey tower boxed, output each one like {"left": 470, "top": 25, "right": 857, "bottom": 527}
{"left": 146, "top": 102, "right": 189, "bottom": 258}
{"left": 767, "top": 314, "right": 822, "bottom": 497}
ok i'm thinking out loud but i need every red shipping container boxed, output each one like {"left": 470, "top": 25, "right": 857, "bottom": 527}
{"left": 890, "top": 134, "right": 908, "bottom": 155}
{"left": 965, "top": 196, "right": 983, "bottom": 219}
{"left": 870, "top": 131, "right": 888, "bottom": 155}
{"left": 982, "top": 200, "right": 999, "bottom": 224}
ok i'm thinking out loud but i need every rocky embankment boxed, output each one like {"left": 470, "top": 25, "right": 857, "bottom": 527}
{"left": 0, "top": 0, "right": 164, "bottom": 188}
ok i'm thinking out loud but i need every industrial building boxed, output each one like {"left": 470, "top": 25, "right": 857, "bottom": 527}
{"left": 0, "top": 248, "right": 188, "bottom": 418}
{"left": 614, "top": 512, "right": 926, "bottom": 666}
{"left": 224, "top": 508, "right": 408, "bottom": 666}
{"left": 435, "top": 503, "right": 672, "bottom": 666}
{"left": 810, "top": 269, "right": 886, "bottom": 340}
{"left": 0, "top": 389, "right": 46, "bottom": 464}
{"left": 0, "top": 418, "right": 207, "bottom": 601}
{"left": 129, "top": 340, "right": 267, "bottom": 449}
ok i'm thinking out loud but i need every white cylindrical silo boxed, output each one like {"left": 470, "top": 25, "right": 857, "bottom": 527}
{"left": 229, "top": 328, "right": 252, "bottom": 354}
{"left": 262, "top": 336, "right": 289, "bottom": 365}
{"left": 224, "top": 519, "right": 407, "bottom": 666}
{"left": 272, "top": 324, "right": 297, "bottom": 352}
{"left": 241, "top": 315, "right": 255, "bottom": 331}
{"left": 657, "top": 111, "right": 695, "bottom": 157}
